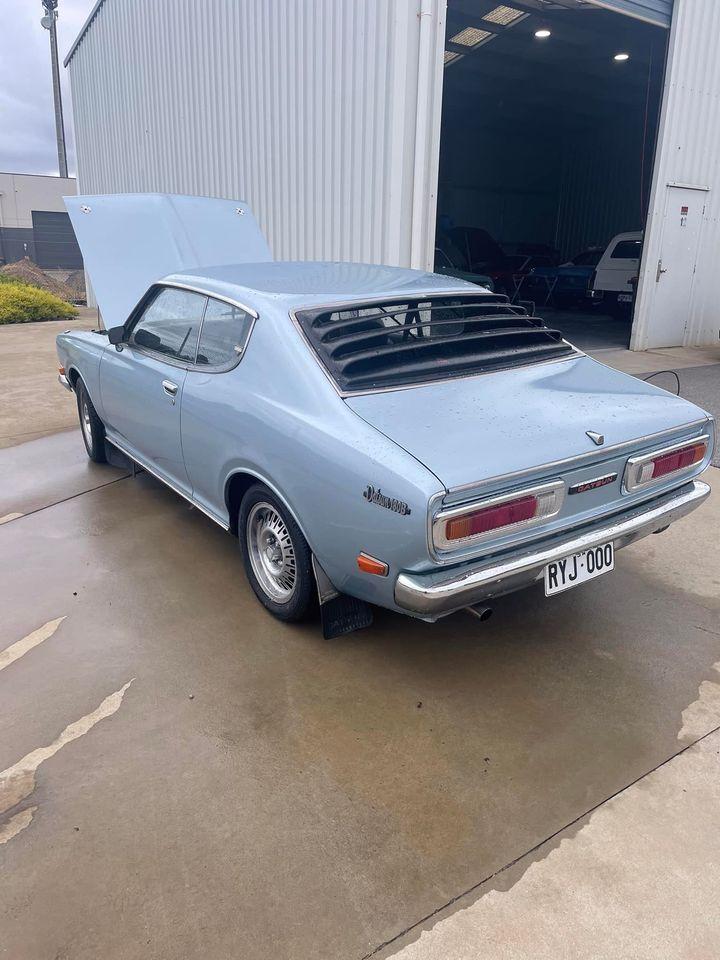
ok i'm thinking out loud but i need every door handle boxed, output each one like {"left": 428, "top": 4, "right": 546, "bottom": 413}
{"left": 656, "top": 259, "right": 668, "bottom": 282}
{"left": 162, "top": 379, "right": 179, "bottom": 398}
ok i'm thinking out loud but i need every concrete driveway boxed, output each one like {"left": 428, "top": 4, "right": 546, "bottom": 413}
{"left": 1, "top": 427, "right": 719, "bottom": 959}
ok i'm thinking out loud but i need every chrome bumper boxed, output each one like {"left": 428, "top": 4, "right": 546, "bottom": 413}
{"left": 58, "top": 373, "right": 72, "bottom": 391}
{"left": 395, "top": 480, "right": 710, "bottom": 618}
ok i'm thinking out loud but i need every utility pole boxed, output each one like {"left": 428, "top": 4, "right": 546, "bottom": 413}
{"left": 41, "top": 0, "right": 68, "bottom": 178}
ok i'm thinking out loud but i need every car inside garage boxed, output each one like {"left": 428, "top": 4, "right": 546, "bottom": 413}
{"left": 436, "top": 0, "right": 670, "bottom": 352}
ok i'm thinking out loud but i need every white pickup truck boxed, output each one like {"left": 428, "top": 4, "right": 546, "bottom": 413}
{"left": 588, "top": 231, "right": 642, "bottom": 317}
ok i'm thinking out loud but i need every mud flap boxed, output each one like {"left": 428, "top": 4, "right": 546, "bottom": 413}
{"left": 104, "top": 439, "right": 135, "bottom": 471}
{"left": 312, "top": 557, "right": 373, "bottom": 640}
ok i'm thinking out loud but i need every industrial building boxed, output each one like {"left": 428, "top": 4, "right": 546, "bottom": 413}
{"left": 0, "top": 172, "right": 81, "bottom": 269}
{"left": 64, "top": 0, "right": 719, "bottom": 350}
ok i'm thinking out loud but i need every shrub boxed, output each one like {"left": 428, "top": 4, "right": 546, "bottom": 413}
{"left": 0, "top": 279, "right": 79, "bottom": 324}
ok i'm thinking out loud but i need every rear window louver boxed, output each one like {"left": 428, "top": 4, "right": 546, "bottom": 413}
{"left": 294, "top": 295, "right": 575, "bottom": 393}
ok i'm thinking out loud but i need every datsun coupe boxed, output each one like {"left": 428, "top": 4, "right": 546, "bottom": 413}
{"left": 57, "top": 194, "right": 714, "bottom": 637}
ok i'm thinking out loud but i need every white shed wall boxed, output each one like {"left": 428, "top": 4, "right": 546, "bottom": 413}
{"left": 633, "top": 0, "right": 720, "bottom": 348}
{"left": 66, "top": 0, "right": 445, "bottom": 273}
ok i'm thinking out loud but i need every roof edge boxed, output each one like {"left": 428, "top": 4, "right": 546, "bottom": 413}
{"left": 63, "top": 0, "right": 107, "bottom": 68}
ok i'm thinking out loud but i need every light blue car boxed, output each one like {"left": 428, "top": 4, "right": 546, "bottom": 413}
{"left": 57, "top": 195, "right": 714, "bottom": 638}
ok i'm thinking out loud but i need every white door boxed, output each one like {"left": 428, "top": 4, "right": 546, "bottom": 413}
{"left": 650, "top": 185, "right": 707, "bottom": 348}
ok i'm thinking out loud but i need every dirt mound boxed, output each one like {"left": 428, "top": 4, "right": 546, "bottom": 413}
{"left": 0, "top": 258, "right": 74, "bottom": 301}
{"left": 64, "top": 269, "right": 87, "bottom": 303}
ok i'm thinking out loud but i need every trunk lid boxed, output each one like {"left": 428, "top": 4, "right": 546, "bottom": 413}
{"left": 65, "top": 193, "right": 272, "bottom": 329}
{"left": 346, "top": 355, "right": 710, "bottom": 494}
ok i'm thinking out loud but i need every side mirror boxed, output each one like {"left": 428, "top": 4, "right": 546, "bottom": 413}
{"left": 107, "top": 325, "right": 125, "bottom": 345}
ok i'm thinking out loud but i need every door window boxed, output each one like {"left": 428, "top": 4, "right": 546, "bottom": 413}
{"left": 130, "top": 287, "right": 207, "bottom": 362}
{"left": 196, "top": 297, "right": 254, "bottom": 367}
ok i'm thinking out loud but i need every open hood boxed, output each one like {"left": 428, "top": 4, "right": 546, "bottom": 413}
{"left": 346, "top": 356, "right": 710, "bottom": 493}
{"left": 65, "top": 193, "right": 272, "bottom": 328}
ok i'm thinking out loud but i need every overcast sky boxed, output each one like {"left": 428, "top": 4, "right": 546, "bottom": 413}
{"left": 1, "top": 0, "right": 97, "bottom": 177}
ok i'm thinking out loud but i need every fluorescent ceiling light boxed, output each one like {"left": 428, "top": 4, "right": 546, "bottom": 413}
{"left": 444, "top": 50, "right": 463, "bottom": 65}
{"left": 614, "top": 52, "right": 630, "bottom": 61}
{"left": 535, "top": 28, "right": 551, "bottom": 38}
{"left": 483, "top": 5, "right": 525, "bottom": 26}
{"left": 450, "top": 26, "right": 493, "bottom": 48}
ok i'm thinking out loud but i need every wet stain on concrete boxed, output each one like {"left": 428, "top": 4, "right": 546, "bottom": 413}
{"left": 0, "top": 680, "right": 134, "bottom": 844}
{"left": 679, "top": 661, "right": 720, "bottom": 741}
{"left": 0, "top": 617, "right": 65, "bottom": 673}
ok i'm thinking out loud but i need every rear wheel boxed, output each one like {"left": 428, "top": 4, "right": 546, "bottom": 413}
{"left": 238, "top": 484, "right": 316, "bottom": 622}
{"left": 76, "top": 379, "right": 106, "bottom": 463}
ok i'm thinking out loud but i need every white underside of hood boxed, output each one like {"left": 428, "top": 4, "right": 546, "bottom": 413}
{"left": 65, "top": 193, "right": 272, "bottom": 328}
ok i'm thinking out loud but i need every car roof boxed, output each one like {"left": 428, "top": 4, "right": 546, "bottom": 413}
{"left": 164, "top": 260, "right": 483, "bottom": 310}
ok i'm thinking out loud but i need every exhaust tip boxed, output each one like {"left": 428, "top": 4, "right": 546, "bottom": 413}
{"left": 466, "top": 605, "right": 493, "bottom": 622}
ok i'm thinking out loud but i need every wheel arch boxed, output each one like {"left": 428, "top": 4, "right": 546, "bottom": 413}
{"left": 224, "top": 469, "right": 313, "bottom": 547}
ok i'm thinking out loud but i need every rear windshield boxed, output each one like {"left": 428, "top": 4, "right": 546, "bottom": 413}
{"left": 294, "top": 295, "right": 574, "bottom": 393}
{"left": 611, "top": 240, "right": 642, "bottom": 260}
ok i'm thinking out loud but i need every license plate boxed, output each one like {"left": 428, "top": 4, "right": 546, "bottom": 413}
{"left": 618, "top": 293, "right": 632, "bottom": 303}
{"left": 544, "top": 542, "right": 614, "bottom": 596}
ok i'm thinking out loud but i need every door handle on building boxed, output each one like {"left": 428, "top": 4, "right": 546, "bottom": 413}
{"left": 656, "top": 259, "right": 668, "bottom": 282}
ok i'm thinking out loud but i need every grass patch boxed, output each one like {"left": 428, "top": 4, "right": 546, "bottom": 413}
{"left": 0, "top": 278, "right": 79, "bottom": 324}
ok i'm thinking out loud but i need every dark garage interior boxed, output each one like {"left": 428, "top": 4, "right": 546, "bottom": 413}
{"left": 436, "top": 0, "right": 667, "bottom": 351}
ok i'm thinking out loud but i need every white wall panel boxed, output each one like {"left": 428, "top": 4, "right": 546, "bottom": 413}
{"left": 632, "top": 0, "right": 720, "bottom": 348}
{"left": 67, "top": 0, "right": 446, "bottom": 272}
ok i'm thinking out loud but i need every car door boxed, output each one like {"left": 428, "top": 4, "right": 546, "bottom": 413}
{"left": 100, "top": 285, "right": 207, "bottom": 492}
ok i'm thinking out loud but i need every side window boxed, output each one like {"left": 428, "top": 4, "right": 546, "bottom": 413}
{"left": 196, "top": 297, "right": 253, "bottom": 367}
{"left": 130, "top": 287, "right": 207, "bottom": 362}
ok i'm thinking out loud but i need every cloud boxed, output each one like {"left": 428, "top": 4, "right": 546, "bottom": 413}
{"left": 1, "top": 1, "right": 96, "bottom": 176}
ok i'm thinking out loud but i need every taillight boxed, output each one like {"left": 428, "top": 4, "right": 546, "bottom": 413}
{"left": 445, "top": 495, "right": 537, "bottom": 541}
{"left": 624, "top": 437, "right": 709, "bottom": 492}
{"left": 433, "top": 480, "right": 564, "bottom": 552}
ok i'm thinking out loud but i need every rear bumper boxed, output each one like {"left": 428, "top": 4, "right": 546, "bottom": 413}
{"left": 394, "top": 480, "right": 710, "bottom": 618}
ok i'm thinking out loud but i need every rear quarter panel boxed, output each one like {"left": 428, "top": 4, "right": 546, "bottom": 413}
{"left": 179, "top": 314, "right": 443, "bottom": 610}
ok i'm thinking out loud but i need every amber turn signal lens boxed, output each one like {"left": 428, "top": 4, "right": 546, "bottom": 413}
{"left": 357, "top": 553, "right": 389, "bottom": 577}
{"left": 58, "top": 365, "right": 65, "bottom": 375}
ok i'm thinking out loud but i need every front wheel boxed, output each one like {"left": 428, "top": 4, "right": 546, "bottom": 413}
{"left": 76, "top": 379, "right": 107, "bottom": 463}
{"left": 238, "top": 484, "right": 316, "bottom": 622}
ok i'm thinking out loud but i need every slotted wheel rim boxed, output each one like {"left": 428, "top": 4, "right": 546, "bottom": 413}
{"left": 81, "top": 398, "right": 92, "bottom": 446}
{"left": 247, "top": 502, "right": 297, "bottom": 603}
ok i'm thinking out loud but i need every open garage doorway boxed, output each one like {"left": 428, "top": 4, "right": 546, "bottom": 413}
{"left": 435, "top": 1, "right": 668, "bottom": 352}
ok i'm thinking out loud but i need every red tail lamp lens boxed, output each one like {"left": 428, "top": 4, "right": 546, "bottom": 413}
{"left": 651, "top": 442, "right": 706, "bottom": 479}
{"left": 445, "top": 494, "right": 538, "bottom": 541}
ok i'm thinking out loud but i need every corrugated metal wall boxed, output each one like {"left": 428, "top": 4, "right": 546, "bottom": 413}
{"left": 632, "top": 0, "right": 720, "bottom": 348}
{"left": 67, "top": 0, "right": 446, "bottom": 271}
{"left": 587, "top": 0, "right": 673, "bottom": 28}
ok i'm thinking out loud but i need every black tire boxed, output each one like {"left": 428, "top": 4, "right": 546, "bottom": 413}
{"left": 238, "top": 484, "right": 316, "bottom": 622}
{"left": 76, "top": 379, "right": 107, "bottom": 463}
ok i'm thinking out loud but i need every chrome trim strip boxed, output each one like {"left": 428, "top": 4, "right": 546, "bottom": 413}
{"left": 623, "top": 434, "right": 710, "bottom": 493}
{"left": 432, "top": 479, "right": 565, "bottom": 552}
{"left": 105, "top": 436, "right": 230, "bottom": 531}
{"left": 396, "top": 480, "right": 711, "bottom": 617}
{"left": 158, "top": 280, "right": 259, "bottom": 319}
{"left": 58, "top": 373, "right": 72, "bottom": 392}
